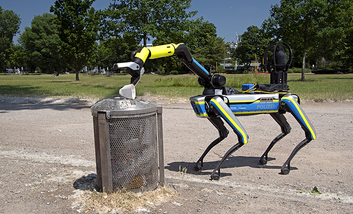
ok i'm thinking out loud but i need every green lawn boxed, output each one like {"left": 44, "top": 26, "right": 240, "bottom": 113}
{"left": 287, "top": 73, "right": 353, "bottom": 101}
{"left": 0, "top": 72, "right": 352, "bottom": 101}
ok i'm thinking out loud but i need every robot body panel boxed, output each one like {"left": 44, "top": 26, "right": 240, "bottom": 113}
{"left": 227, "top": 93, "right": 280, "bottom": 115}
{"left": 190, "top": 96, "right": 208, "bottom": 118}
{"left": 191, "top": 94, "right": 281, "bottom": 117}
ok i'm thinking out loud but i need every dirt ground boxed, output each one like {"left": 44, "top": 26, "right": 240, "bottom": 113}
{"left": 0, "top": 96, "right": 352, "bottom": 213}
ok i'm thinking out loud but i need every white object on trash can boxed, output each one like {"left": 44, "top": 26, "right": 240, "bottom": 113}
{"left": 119, "top": 84, "right": 136, "bottom": 99}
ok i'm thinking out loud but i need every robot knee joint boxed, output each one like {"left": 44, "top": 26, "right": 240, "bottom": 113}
{"left": 283, "top": 125, "right": 291, "bottom": 134}
{"left": 220, "top": 129, "right": 229, "bottom": 139}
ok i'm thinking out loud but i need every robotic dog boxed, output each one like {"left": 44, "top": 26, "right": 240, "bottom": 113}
{"left": 114, "top": 42, "right": 316, "bottom": 180}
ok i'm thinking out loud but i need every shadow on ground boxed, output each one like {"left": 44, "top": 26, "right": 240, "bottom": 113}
{"left": 166, "top": 156, "right": 298, "bottom": 177}
{"left": 0, "top": 99, "right": 94, "bottom": 113}
{"left": 73, "top": 173, "right": 97, "bottom": 191}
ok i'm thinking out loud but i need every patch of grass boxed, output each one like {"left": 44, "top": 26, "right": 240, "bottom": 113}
{"left": 226, "top": 74, "right": 271, "bottom": 88}
{"left": 0, "top": 73, "right": 130, "bottom": 98}
{"left": 81, "top": 187, "right": 177, "bottom": 213}
{"left": 178, "top": 165, "right": 188, "bottom": 178}
{"left": 297, "top": 186, "right": 322, "bottom": 196}
{"left": 287, "top": 73, "right": 353, "bottom": 101}
{"left": 1, "top": 73, "right": 353, "bottom": 102}
{"left": 151, "top": 75, "right": 199, "bottom": 87}
{"left": 310, "top": 186, "right": 322, "bottom": 195}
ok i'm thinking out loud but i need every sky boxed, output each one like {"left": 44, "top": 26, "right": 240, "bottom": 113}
{"left": 1, "top": 0, "right": 281, "bottom": 44}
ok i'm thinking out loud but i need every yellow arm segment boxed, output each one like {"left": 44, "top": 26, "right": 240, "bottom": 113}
{"left": 134, "top": 43, "right": 183, "bottom": 63}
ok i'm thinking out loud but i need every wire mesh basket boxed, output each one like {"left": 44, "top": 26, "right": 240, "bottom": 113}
{"left": 91, "top": 97, "right": 164, "bottom": 193}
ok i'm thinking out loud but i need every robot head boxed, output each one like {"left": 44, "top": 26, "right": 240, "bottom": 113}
{"left": 211, "top": 74, "right": 226, "bottom": 88}
{"left": 198, "top": 74, "right": 226, "bottom": 89}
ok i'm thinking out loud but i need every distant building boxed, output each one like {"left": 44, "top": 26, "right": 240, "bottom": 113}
{"left": 220, "top": 34, "right": 239, "bottom": 70}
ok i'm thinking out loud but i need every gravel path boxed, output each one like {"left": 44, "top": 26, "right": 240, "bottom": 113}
{"left": 0, "top": 97, "right": 352, "bottom": 213}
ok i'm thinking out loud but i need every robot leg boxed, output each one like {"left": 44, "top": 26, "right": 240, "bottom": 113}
{"left": 208, "top": 96, "right": 248, "bottom": 180}
{"left": 280, "top": 95, "right": 317, "bottom": 174}
{"left": 195, "top": 115, "right": 229, "bottom": 171}
{"left": 259, "top": 113, "right": 291, "bottom": 165}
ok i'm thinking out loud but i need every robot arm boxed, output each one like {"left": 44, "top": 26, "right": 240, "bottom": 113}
{"left": 115, "top": 43, "right": 228, "bottom": 98}
{"left": 115, "top": 43, "right": 210, "bottom": 85}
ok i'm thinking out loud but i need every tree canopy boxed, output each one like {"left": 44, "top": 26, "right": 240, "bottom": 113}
{"left": 96, "top": 35, "right": 139, "bottom": 70}
{"left": 0, "top": 6, "right": 21, "bottom": 71}
{"left": 185, "top": 18, "right": 227, "bottom": 71}
{"left": 101, "top": 0, "right": 197, "bottom": 46}
{"left": 185, "top": 17, "right": 217, "bottom": 49}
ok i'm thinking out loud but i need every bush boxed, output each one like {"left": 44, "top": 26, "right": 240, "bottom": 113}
{"left": 170, "top": 70, "right": 178, "bottom": 75}
{"left": 326, "top": 61, "right": 343, "bottom": 70}
{"left": 227, "top": 67, "right": 249, "bottom": 74}
{"left": 158, "top": 66, "right": 165, "bottom": 75}
{"left": 217, "top": 66, "right": 225, "bottom": 73}
{"left": 312, "top": 69, "right": 351, "bottom": 74}
{"left": 288, "top": 67, "right": 311, "bottom": 73}
{"left": 226, "top": 69, "right": 237, "bottom": 74}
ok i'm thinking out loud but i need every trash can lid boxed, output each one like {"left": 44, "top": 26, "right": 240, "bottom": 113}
{"left": 91, "top": 97, "right": 157, "bottom": 117}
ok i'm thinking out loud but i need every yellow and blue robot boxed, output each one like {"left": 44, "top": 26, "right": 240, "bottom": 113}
{"left": 114, "top": 42, "right": 316, "bottom": 180}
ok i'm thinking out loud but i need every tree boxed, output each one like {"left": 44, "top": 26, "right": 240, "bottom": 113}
{"left": 50, "top": 0, "right": 99, "bottom": 80}
{"left": 7, "top": 44, "right": 28, "bottom": 70}
{"left": 102, "top": 0, "right": 197, "bottom": 46}
{"left": 269, "top": 0, "right": 353, "bottom": 75}
{"left": 261, "top": 17, "right": 279, "bottom": 41}
{"left": 0, "top": 6, "right": 21, "bottom": 71}
{"left": 270, "top": 0, "right": 327, "bottom": 81}
{"left": 232, "top": 26, "right": 266, "bottom": 70}
{"left": 19, "top": 13, "right": 66, "bottom": 73}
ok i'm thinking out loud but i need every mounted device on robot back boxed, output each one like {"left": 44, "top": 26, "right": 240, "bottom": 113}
{"left": 257, "top": 42, "right": 293, "bottom": 92}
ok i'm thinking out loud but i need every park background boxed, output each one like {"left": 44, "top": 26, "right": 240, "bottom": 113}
{"left": 1, "top": 0, "right": 352, "bottom": 82}
{"left": 1, "top": 1, "right": 353, "bottom": 213}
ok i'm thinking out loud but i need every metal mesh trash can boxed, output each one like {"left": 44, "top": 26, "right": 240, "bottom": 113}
{"left": 91, "top": 97, "right": 164, "bottom": 193}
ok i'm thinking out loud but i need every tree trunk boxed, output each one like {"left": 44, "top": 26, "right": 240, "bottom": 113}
{"left": 76, "top": 70, "right": 79, "bottom": 81}
{"left": 143, "top": 14, "right": 147, "bottom": 47}
{"left": 301, "top": 50, "right": 306, "bottom": 81}
{"left": 301, "top": 26, "right": 308, "bottom": 82}
{"left": 143, "top": 34, "right": 147, "bottom": 47}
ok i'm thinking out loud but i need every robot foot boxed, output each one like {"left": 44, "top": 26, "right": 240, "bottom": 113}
{"left": 259, "top": 156, "right": 268, "bottom": 165}
{"left": 280, "top": 164, "right": 290, "bottom": 175}
{"left": 194, "top": 161, "right": 203, "bottom": 171}
{"left": 210, "top": 169, "right": 220, "bottom": 180}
